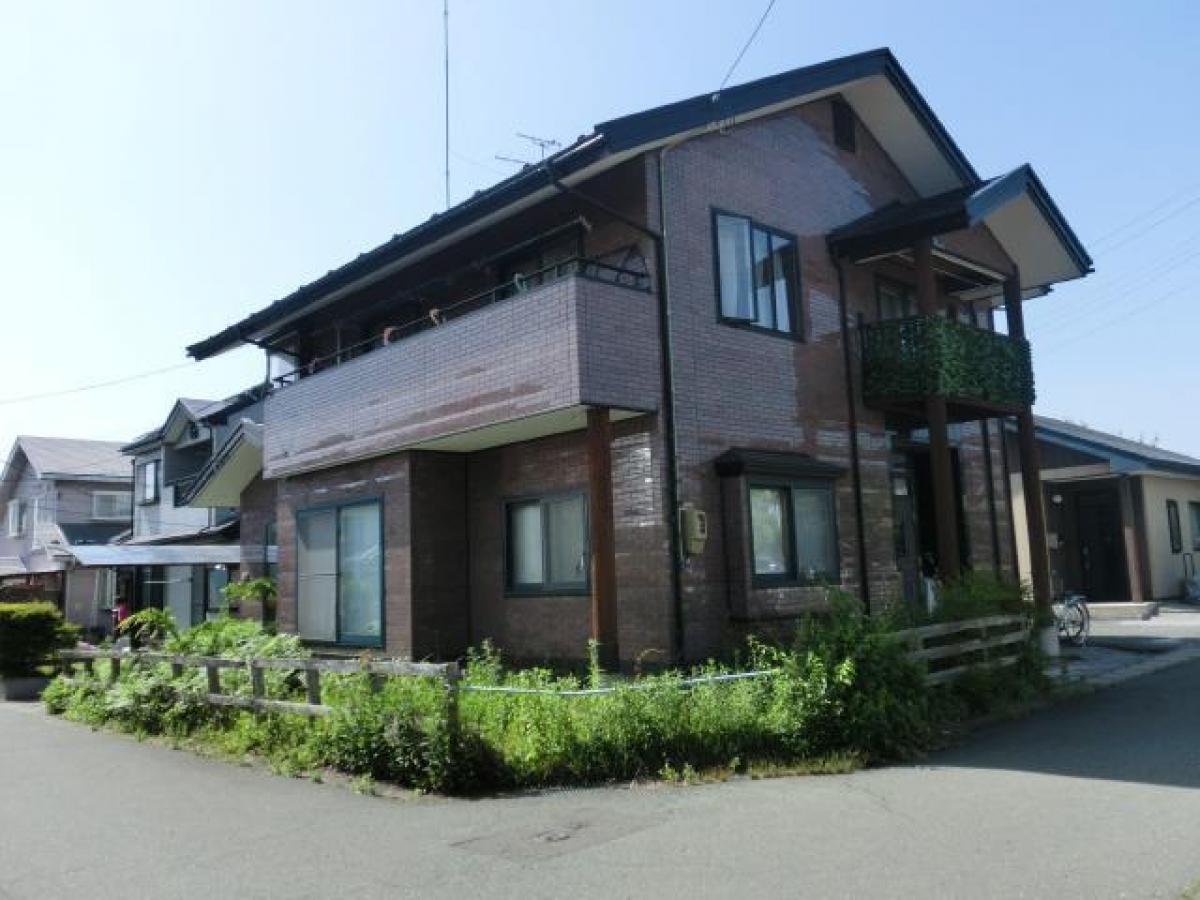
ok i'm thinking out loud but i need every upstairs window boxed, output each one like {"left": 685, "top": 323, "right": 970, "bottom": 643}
{"left": 714, "top": 212, "right": 799, "bottom": 336}
{"left": 137, "top": 460, "right": 160, "bottom": 505}
{"left": 877, "top": 278, "right": 916, "bottom": 320}
{"left": 749, "top": 480, "right": 839, "bottom": 586}
{"left": 6, "top": 500, "right": 23, "bottom": 537}
{"left": 506, "top": 493, "right": 588, "bottom": 594}
{"left": 1167, "top": 500, "right": 1183, "bottom": 554}
{"left": 92, "top": 492, "right": 132, "bottom": 521}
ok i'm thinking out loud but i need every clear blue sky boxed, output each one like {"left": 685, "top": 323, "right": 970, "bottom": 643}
{"left": 2, "top": 0, "right": 1198, "bottom": 461}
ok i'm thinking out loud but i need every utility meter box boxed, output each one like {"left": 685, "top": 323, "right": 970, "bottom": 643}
{"left": 680, "top": 504, "right": 708, "bottom": 557}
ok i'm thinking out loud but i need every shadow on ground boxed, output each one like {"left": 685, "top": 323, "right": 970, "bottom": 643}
{"left": 924, "top": 656, "right": 1200, "bottom": 791}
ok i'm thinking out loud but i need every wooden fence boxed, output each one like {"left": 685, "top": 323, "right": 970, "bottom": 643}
{"left": 894, "top": 614, "right": 1031, "bottom": 685}
{"left": 57, "top": 649, "right": 460, "bottom": 724}
{"left": 56, "top": 614, "right": 1030, "bottom": 717}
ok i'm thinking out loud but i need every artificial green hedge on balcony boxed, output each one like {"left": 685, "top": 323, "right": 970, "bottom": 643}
{"left": 860, "top": 316, "right": 1035, "bottom": 409}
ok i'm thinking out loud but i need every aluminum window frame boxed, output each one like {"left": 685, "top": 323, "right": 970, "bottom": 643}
{"left": 747, "top": 476, "right": 841, "bottom": 589}
{"left": 294, "top": 497, "right": 385, "bottom": 648}
{"left": 711, "top": 208, "right": 803, "bottom": 340}
{"left": 504, "top": 490, "right": 591, "bottom": 597}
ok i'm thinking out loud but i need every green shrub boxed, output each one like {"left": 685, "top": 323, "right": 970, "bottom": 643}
{"left": 933, "top": 572, "right": 1029, "bottom": 622}
{"left": 314, "top": 674, "right": 454, "bottom": 791}
{"left": 42, "top": 600, "right": 1052, "bottom": 793}
{"left": 0, "top": 601, "right": 78, "bottom": 677}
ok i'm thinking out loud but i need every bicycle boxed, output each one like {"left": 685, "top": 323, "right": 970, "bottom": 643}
{"left": 1054, "top": 591, "right": 1090, "bottom": 646}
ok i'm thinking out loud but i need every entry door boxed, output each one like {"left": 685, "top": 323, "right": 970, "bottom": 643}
{"left": 890, "top": 467, "right": 921, "bottom": 606}
{"left": 1075, "top": 490, "right": 1126, "bottom": 601}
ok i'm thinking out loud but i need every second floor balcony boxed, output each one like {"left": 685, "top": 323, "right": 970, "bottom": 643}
{"left": 860, "top": 316, "right": 1034, "bottom": 421}
{"left": 262, "top": 258, "right": 661, "bottom": 477}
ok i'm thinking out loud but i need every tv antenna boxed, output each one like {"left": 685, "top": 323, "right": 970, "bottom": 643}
{"left": 443, "top": 0, "right": 450, "bottom": 208}
{"left": 494, "top": 132, "right": 562, "bottom": 170}
{"left": 516, "top": 132, "right": 561, "bottom": 160}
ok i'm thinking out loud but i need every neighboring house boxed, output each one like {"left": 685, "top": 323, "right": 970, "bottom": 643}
{"left": 185, "top": 49, "right": 1090, "bottom": 666}
{"left": 1007, "top": 416, "right": 1200, "bottom": 604}
{"left": 68, "top": 388, "right": 271, "bottom": 630}
{"left": 0, "top": 436, "right": 132, "bottom": 632}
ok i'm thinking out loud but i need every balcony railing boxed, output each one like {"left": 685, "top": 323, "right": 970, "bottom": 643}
{"left": 273, "top": 256, "right": 651, "bottom": 389}
{"left": 860, "top": 316, "right": 1034, "bottom": 411}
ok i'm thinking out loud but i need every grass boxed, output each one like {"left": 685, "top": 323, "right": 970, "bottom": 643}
{"left": 43, "top": 585, "right": 1052, "bottom": 796}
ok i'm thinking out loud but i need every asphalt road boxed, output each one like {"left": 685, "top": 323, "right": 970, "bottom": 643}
{"left": 2, "top": 660, "right": 1199, "bottom": 900}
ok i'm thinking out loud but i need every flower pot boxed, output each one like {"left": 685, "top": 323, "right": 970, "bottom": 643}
{"left": 0, "top": 675, "right": 51, "bottom": 701}
{"left": 1037, "top": 625, "right": 1060, "bottom": 659}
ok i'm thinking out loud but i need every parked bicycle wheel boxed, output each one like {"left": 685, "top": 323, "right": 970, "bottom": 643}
{"left": 1058, "top": 602, "right": 1088, "bottom": 646}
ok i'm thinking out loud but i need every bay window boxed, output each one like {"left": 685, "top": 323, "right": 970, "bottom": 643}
{"left": 506, "top": 493, "right": 588, "bottom": 594}
{"left": 714, "top": 211, "right": 799, "bottom": 335}
{"left": 749, "top": 479, "right": 839, "bottom": 586}
{"left": 296, "top": 499, "right": 383, "bottom": 646}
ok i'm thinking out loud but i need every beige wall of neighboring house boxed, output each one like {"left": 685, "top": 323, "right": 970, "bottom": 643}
{"left": 1138, "top": 474, "right": 1200, "bottom": 600}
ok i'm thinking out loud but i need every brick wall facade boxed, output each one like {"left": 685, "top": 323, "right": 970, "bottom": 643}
{"left": 265, "top": 94, "right": 1020, "bottom": 666}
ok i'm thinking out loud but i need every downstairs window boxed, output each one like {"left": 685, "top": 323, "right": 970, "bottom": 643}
{"left": 296, "top": 500, "right": 383, "bottom": 646}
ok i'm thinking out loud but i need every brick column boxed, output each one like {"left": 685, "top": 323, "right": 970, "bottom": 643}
{"left": 914, "top": 238, "right": 960, "bottom": 579}
{"left": 1004, "top": 274, "right": 1052, "bottom": 617}
{"left": 586, "top": 407, "right": 619, "bottom": 668}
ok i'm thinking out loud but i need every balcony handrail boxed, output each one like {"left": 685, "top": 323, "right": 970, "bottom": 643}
{"left": 271, "top": 255, "right": 651, "bottom": 389}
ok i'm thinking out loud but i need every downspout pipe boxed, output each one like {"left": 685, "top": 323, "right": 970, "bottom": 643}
{"left": 542, "top": 158, "right": 687, "bottom": 662}
{"left": 833, "top": 258, "right": 872, "bottom": 614}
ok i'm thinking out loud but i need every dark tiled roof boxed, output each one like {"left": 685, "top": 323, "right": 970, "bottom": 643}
{"left": 1033, "top": 416, "right": 1200, "bottom": 475}
{"left": 186, "top": 48, "right": 978, "bottom": 361}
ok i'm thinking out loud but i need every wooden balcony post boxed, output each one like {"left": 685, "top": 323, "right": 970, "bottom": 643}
{"left": 915, "top": 239, "right": 961, "bottom": 580}
{"left": 1004, "top": 274, "right": 1052, "bottom": 617}
{"left": 586, "top": 406, "right": 619, "bottom": 670}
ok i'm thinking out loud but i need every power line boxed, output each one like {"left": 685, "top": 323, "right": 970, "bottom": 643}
{"left": 1088, "top": 184, "right": 1200, "bottom": 249}
{"left": 1029, "top": 227, "right": 1200, "bottom": 331}
{"left": 716, "top": 0, "right": 778, "bottom": 94}
{"left": 1040, "top": 281, "right": 1191, "bottom": 353}
{"left": 0, "top": 361, "right": 196, "bottom": 406}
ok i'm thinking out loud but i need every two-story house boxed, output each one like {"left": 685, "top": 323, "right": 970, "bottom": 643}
{"left": 66, "top": 387, "right": 271, "bottom": 630}
{"left": 0, "top": 436, "right": 133, "bottom": 634}
{"left": 186, "top": 49, "right": 1090, "bottom": 667}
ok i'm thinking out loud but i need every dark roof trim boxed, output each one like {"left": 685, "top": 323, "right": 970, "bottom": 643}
{"left": 828, "top": 164, "right": 1092, "bottom": 278}
{"left": 1006, "top": 420, "right": 1200, "bottom": 477}
{"left": 597, "top": 49, "right": 977, "bottom": 185}
{"left": 187, "top": 48, "right": 978, "bottom": 361}
{"left": 715, "top": 448, "right": 846, "bottom": 480}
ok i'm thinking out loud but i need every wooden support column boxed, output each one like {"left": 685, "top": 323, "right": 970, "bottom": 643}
{"left": 1117, "top": 476, "right": 1146, "bottom": 604}
{"left": 1004, "top": 274, "right": 1051, "bottom": 617}
{"left": 586, "top": 407, "right": 619, "bottom": 669}
{"left": 914, "top": 239, "right": 961, "bottom": 580}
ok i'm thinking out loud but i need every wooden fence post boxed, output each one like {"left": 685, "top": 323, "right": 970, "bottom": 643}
{"left": 250, "top": 663, "right": 265, "bottom": 701}
{"left": 206, "top": 663, "right": 220, "bottom": 696}
{"left": 443, "top": 662, "right": 461, "bottom": 744}
{"left": 109, "top": 657, "right": 120, "bottom": 682}
{"left": 305, "top": 669, "right": 322, "bottom": 706}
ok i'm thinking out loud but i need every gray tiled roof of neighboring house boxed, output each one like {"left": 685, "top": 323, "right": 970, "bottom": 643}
{"left": 1033, "top": 415, "right": 1200, "bottom": 473}
{"left": 15, "top": 436, "right": 131, "bottom": 479}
